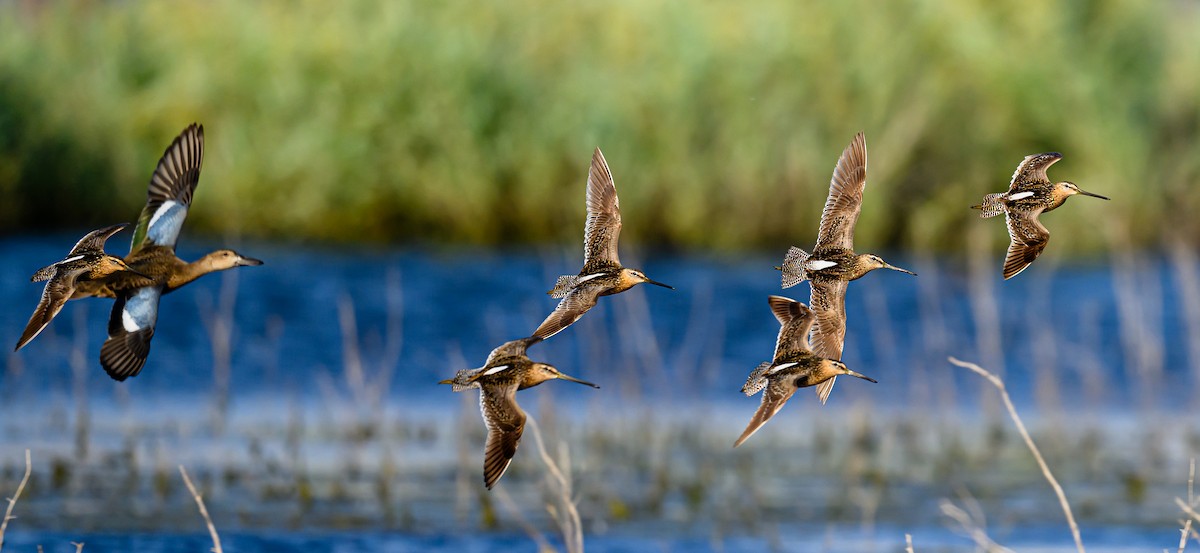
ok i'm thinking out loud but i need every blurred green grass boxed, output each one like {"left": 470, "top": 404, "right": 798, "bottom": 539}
{"left": 0, "top": 0, "right": 1196, "bottom": 253}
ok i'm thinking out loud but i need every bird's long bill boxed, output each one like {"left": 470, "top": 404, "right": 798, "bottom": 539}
{"left": 644, "top": 278, "right": 674, "bottom": 290}
{"left": 437, "top": 378, "right": 455, "bottom": 385}
{"left": 1078, "top": 189, "right": 1110, "bottom": 200}
{"left": 556, "top": 371, "right": 600, "bottom": 388}
{"left": 885, "top": 263, "right": 917, "bottom": 276}
{"left": 845, "top": 370, "right": 878, "bottom": 384}
{"left": 237, "top": 256, "right": 265, "bottom": 266}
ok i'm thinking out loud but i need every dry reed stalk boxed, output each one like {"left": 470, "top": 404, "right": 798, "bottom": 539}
{"left": 940, "top": 499, "right": 1013, "bottom": 552}
{"left": 179, "top": 466, "right": 223, "bottom": 553}
{"left": 527, "top": 417, "right": 583, "bottom": 553}
{"left": 0, "top": 449, "right": 31, "bottom": 553}
{"left": 494, "top": 486, "right": 554, "bottom": 552}
{"left": 70, "top": 542, "right": 83, "bottom": 552}
{"left": 965, "top": 226, "right": 1005, "bottom": 418}
{"left": 198, "top": 270, "right": 239, "bottom": 432}
{"left": 948, "top": 357, "right": 1085, "bottom": 553}
{"left": 905, "top": 533, "right": 914, "bottom": 553}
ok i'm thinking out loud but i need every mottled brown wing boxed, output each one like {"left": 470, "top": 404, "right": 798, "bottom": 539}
{"left": 68, "top": 224, "right": 128, "bottom": 256}
{"left": 733, "top": 376, "right": 799, "bottom": 447}
{"left": 582, "top": 148, "right": 622, "bottom": 270}
{"left": 532, "top": 286, "right": 599, "bottom": 340}
{"left": 809, "top": 279, "right": 848, "bottom": 404}
{"left": 767, "top": 295, "right": 814, "bottom": 356}
{"left": 480, "top": 382, "right": 526, "bottom": 489}
{"left": 484, "top": 336, "right": 542, "bottom": 367}
{"left": 1002, "top": 210, "right": 1050, "bottom": 280}
{"left": 815, "top": 132, "right": 867, "bottom": 251}
{"left": 14, "top": 274, "right": 73, "bottom": 351}
{"left": 1007, "top": 152, "right": 1061, "bottom": 191}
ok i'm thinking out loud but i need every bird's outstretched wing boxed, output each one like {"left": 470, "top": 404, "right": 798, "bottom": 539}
{"left": 1007, "top": 152, "right": 1061, "bottom": 191}
{"left": 14, "top": 275, "right": 73, "bottom": 351}
{"left": 480, "top": 382, "right": 526, "bottom": 489}
{"left": 767, "top": 295, "right": 815, "bottom": 356}
{"left": 69, "top": 224, "right": 128, "bottom": 256}
{"left": 99, "top": 286, "right": 161, "bottom": 380}
{"left": 1002, "top": 210, "right": 1051, "bottom": 280}
{"left": 733, "top": 376, "right": 799, "bottom": 447}
{"left": 815, "top": 132, "right": 867, "bottom": 251}
{"left": 532, "top": 286, "right": 599, "bottom": 340}
{"left": 582, "top": 148, "right": 622, "bottom": 271}
{"left": 808, "top": 280, "right": 848, "bottom": 404}
{"left": 484, "top": 336, "right": 542, "bottom": 366}
{"left": 131, "top": 124, "right": 204, "bottom": 253}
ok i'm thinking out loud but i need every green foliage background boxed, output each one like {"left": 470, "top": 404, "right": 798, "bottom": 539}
{"left": 0, "top": 0, "right": 1196, "bottom": 253}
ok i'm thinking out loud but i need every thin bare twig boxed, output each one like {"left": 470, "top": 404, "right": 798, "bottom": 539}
{"left": 1177, "top": 498, "right": 1200, "bottom": 524}
{"left": 905, "top": 533, "right": 914, "bottom": 553}
{"left": 71, "top": 542, "right": 83, "bottom": 553}
{"left": 179, "top": 466, "right": 223, "bottom": 553}
{"left": 1179, "top": 520, "right": 1192, "bottom": 553}
{"left": 0, "top": 449, "right": 32, "bottom": 553}
{"left": 948, "top": 357, "right": 1085, "bottom": 553}
{"left": 527, "top": 417, "right": 583, "bottom": 553}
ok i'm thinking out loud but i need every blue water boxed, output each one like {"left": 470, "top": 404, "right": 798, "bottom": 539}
{"left": 1, "top": 235, "right": 1198, "bottom": 551}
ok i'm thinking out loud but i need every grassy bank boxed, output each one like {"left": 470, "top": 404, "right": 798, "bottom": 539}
{"left": 0, "top": 0, "right": 1197, "bottom": 251}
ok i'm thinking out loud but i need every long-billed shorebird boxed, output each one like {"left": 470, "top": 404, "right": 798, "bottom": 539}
{"left": 440, "top": 336, "right": 598, "bottom": 489}
{"left": 777, "top": 132, "right": 913, "bottom": 404}
{"left": 14, "top": 224, "right": 147, "bottom": 351}
{"left": 973, "top": 152, "right": 1108, "bottom": 280}
{"left": 533, "top": 148, "right": 672, "bottom": 340}
{"left": 734, "top": 296, "right": 876, "bottom": 447}
{"left": 71, "top": 124, "right": 262, "bottom": 381}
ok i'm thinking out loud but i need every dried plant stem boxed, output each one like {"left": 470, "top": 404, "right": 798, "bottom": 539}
{"left": 494, "top": 486, "right": 554, "bottom": 552}
{"left": 179, "top": 466, "right": 223, "bottom": 553}
{"left": 0, "top": 450, "right": 32, "bottom": 553}
{"left": 905, "top": 533, "right": 914, "bottom": 553}
{"left": 70, "top": 543, "right": 83, "bottom": 553}
{"left": 948, "top": 357, "right": 1085, "bottom": 553}
{"left": 1179, "top": 520, "right": 1192, "bottom": 553}
{"left": 527, "top": 417, "right": 583, "bottom": 553}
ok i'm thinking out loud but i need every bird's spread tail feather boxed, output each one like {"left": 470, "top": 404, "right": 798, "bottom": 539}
{"left": 973, "top": 193, "right": 1006, "bottom": 218}
{"left": 548, "top": 275, "right": 578, "bottom": 298}
{"left": 741, "top": 362, "right": 772, "bottom": 396}
{"left": 780, "top": 247, "right": 810, "bottom": 288}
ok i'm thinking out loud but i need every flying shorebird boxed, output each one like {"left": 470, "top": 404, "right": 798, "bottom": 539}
{"left": 734, "top": 296, "right": 876, "bottom": 447}
{"left": 440, "top": 336, "right": 599, "bottom": 489}
{"left": 70, "top": 124, "right": 263, "bottom": 381}
{"left": 973, "top": 152, "right": 1108, "bottom": 280}
{"left": 532, "top": 148, "right": 673, "bottom": 340}
{"left": 14, "top": 224, "right": 147, "bottom": 351}
{"left": 776, "top": 132, "right": 913, "bottom": 404}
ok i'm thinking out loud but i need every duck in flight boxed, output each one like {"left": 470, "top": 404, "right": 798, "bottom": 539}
{"left": 72, "top": 124, "right": 262, "bottom": 380}
{"left": 14, "top": 224, "right": 147, "bottom": 351}
{"left": 440, "top": 336, "right": 598, "bottom": 489}
{"left": 973, "top": 152, "right": 1108, "bottom": 279}
{"left": 533, "top": 148, "right": 672, "bottom": 340}
{"left": 777, "top": 132, "right": 913, "bottom": 404}
{"left": 734, "top": 296, "right": 876, "bottom": 447}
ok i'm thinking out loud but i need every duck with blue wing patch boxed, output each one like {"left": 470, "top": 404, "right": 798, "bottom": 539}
{"left": 61, "top": 124, "right": 263, "bottom": 380}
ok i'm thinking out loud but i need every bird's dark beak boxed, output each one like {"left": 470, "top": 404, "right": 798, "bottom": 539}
{"left": 437, "top": 378, "right": 454, "bottom": 385}
{"left": 237, "top": 256, "right": 264, "bottom": 267}
{"left": 845, "top": 370, "right": 878, "bottom": 384}
{"left": 645, "top": 278, "right": 674, "bottom": 290}
{"left": 556, "top": 372, "right": 600, "bottom": 389}
{"left": 1078, "top": 189, "right": 1109, "bottom": 200}
{"left": 885, "top": 263, "right": 916, "bottom": 276}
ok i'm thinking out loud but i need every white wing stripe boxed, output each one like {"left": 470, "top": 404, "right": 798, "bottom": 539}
{"left": 808, "top": 260, "right": 838, "bottom": 271}
{"left": 1008, "top": 191, "right": 1034, "bottom": 200}
{"left": 483, "top": 365, "right": 510, "bottom": 376}
{"left": 767, "top": 362, "right": 798, "bottom": 374}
